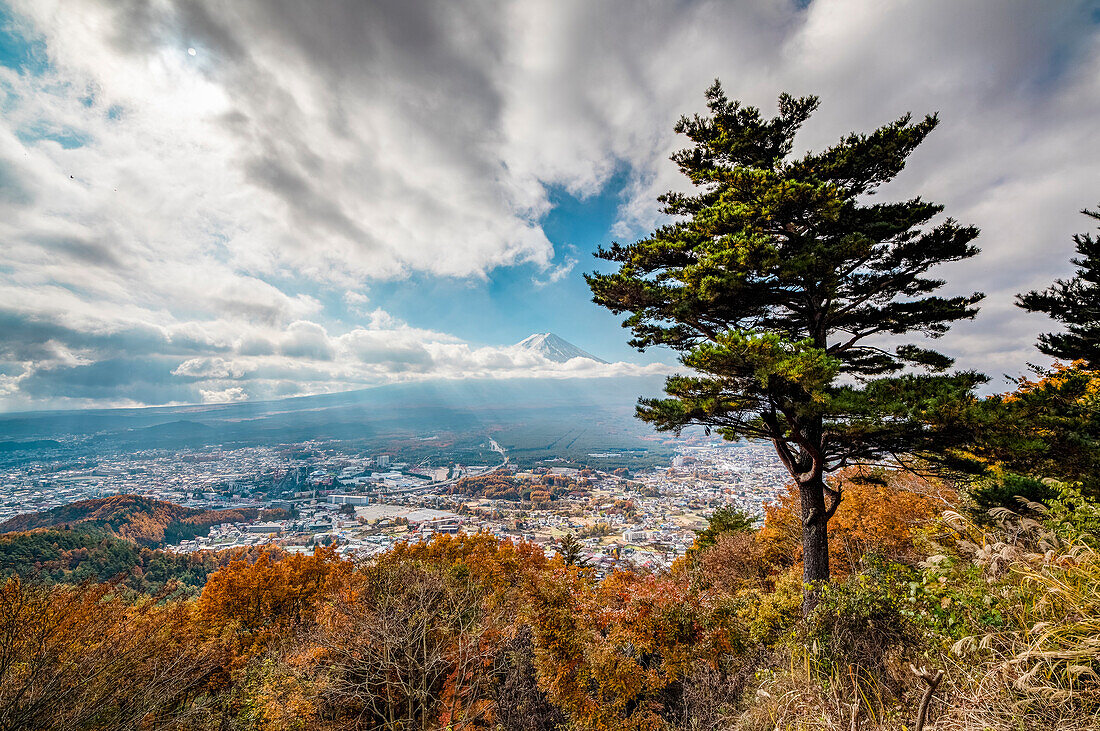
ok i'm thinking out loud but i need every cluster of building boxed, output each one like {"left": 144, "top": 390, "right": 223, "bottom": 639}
{"left": 0, "top": 443, "right": 494, "bottom": 522}
{"left": 0, "top": 437, "right": 791, "bottom": 571}
{"left": 0, "top": 445, "right": 296, "bottom": 522}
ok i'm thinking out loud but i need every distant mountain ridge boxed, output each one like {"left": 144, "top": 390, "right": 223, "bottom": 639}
{"left": 515, "top": 332, "right": 608, "bottom": 364}
{"left": 0, "top": 375, "right": 673, "bottom": 467}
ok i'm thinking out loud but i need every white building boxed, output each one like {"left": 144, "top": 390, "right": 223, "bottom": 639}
{"left": 328, "top": 494, "right": 370, "bottom": 505}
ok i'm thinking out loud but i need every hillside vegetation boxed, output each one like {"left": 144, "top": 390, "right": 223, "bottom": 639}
{"left": 3, "top": 353, "right": 1100, "bottom": 730}
{"left": 0, "top": 457, "right": 1097, "bottom": 730}
{"left": 0, "top": 494, "right": 281, "bottom": 547}
{"left": 0, "top": 526, "right": 228, "bottom": 594}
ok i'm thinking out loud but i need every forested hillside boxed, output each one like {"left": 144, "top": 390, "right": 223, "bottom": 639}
{"left": 2, "top": 363, "right": 1099, "bottom": 728}
{"left": 0, "top": 526, "right": 229, "bottom": 594}
{"left": 0, "top": 494, "right": 283, "bottom": 547}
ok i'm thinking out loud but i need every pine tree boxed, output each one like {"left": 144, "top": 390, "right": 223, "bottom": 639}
{"left": 693, "top": 505, "right": 755, "bottom": 553}
{"left": 1017, "top": 205, "right": 1100, "bottom": 366}
{"left": 557, "top": 533, "right": 588, "bottom": 567}
{"left": 587, "top": 83, "right": 984, "bottom": 609}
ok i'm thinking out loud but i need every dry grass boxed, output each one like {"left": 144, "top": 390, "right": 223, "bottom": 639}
{"left": 932, "top": 653, "right": 1100, "bottom": 731}
{"left": 733, "top": 665, "right": 911, "bottom": 731}
{"left": 940, "top": 504, "right": 1100, "bottom": 712}
{"left": 730, "top": 501, "right": 1100, "bottom": 731}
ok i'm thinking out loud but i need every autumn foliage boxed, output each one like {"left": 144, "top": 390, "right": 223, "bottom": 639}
{"left": 959, "top": 361, "right": 1100, "bottom": 497}
{"left": 1, "top": 480, "right": 1098, "bottom": 731}
{"left": 197, "top": 546, "right": 353, "bottom": 660}
{"left": 0, "top": 494, "right": 282, "bottom": 547}
{"left": 0, "top": 458, "right": 1096, "bottom": 730}
{"left": 445, "top": 470, "right": 585, "bottom": 502}
{"left": 757, "top": 468, "right": 954, "bottom": 575}
{"left": 0, "top": 577, "right": 218, "bottom": 730}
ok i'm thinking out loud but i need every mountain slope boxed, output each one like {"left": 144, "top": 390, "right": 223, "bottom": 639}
{"left": 0, "top": 375, "right": 664, "bottom": 441}
{"left": 0, "top": 495, "right": 273, "bottom": 547}
{"left": 515, "top": 333, "right": 608, "bottom": 364}
{"left": 0, "top": 375, "right": 673, "bottom": 466}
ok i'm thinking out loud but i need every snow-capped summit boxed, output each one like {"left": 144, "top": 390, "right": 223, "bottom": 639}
{"left": 514, "top": 333, "right": 608, "bottom": 364}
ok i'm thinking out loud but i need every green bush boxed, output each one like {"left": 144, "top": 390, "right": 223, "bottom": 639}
{"left": 801, "top": 557, "right": 923, "bottom": 700}
{"left": 965, "top": 473, "right": 1058, "bottom": 519}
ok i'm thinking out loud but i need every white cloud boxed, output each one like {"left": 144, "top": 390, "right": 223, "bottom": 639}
{"left": 199, "top": 386, "right": 248, "bottom": 404}
{"left": 0, "top": 0, "right": 1097, "bottom": 408}
{"left": 173, "top": 357, "right": 253, "bottom": 380}
{"left": 532, "top": 256, "right": 578, "bottom": 287}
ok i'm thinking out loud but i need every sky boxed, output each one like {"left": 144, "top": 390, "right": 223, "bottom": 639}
{"left": 0, "top": 0, "right": 1098, "bottom": 412}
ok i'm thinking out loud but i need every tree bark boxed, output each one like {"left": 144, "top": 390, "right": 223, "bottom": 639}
{"left": 799, "top": 474, "right": 830, "bottom": 615}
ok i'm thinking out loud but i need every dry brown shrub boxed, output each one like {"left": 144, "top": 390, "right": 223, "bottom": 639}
{"left": 698, "top": 531, "right": 772, "bottom": 594}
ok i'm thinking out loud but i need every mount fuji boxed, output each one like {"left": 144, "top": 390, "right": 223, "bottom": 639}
{"left": 514, "top": 333, "right": 609, "bottom": 364}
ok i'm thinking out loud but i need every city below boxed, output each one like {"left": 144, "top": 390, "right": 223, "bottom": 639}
{"left": 0, "top": 436, "right": 790, "bottom": 572}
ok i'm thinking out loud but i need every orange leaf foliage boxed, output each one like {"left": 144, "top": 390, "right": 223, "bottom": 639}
{"left": 758, "top": 468, "right": 954, "bottom": 575}
{"left": 198, "top": 545, "right": 354, "bottom": 660}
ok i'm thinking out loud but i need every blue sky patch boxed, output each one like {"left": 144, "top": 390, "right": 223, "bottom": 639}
{"left": 0, "top": 3, "right": 47, "bottom": 75}
{"left": 16, "top": 121, "right": 90, "bottom": 149}
{"left": 350, "top": 168, "right": 663, "bottom": 364}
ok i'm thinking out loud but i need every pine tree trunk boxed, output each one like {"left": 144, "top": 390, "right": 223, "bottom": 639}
{"left": 799, "top": 474, "right": 830, "bottom": 615}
